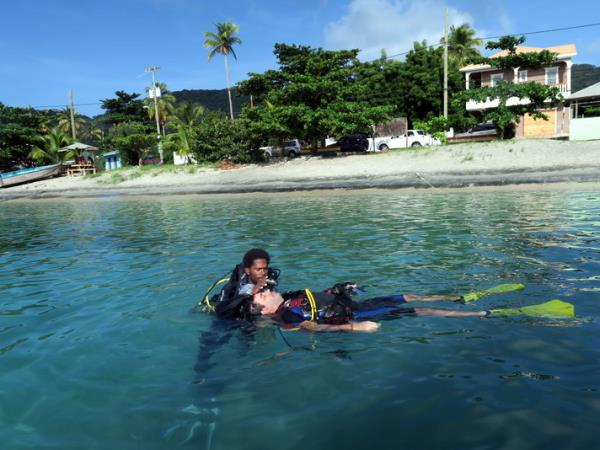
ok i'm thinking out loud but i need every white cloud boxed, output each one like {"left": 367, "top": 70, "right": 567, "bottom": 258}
{"left": 324, "top": 0, "right": 478, "bottom": 61}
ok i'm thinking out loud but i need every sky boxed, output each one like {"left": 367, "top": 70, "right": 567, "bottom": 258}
{"left": 1, "top": 0, "right": 600, "bottom": 117}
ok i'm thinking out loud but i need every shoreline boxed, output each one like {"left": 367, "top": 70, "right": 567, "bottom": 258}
{"left": 2, "top": 139, "right": 600, "bottom": 201}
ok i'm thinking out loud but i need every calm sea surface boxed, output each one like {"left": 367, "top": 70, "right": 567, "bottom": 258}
{"left": 1, "top": 188, "right": 599, "bottom": 450}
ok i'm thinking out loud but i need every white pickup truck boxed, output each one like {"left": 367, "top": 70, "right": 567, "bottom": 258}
{"left": 370, "top": 129, "right": 441, "bottom": 151}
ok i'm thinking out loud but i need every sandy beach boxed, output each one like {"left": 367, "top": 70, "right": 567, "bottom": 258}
{"left": 2, "top": 139, "right": 600, "bottom": 200}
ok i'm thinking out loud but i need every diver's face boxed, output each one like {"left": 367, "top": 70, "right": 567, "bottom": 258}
{"left": 244, "top": 258, "right": 268, "bottom": 284}
{"left": 252, "top": 291, "right": 283, "bottom": 315}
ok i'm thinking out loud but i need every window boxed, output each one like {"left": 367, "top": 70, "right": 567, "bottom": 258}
{"left": 545, "top": 67, "right": 559, "bottom": 85}
{"left": 490, "top": 73, "right": 504, "bottom": 87}
{"left": 518, "top": 70, "right": 528, "bottom": 82}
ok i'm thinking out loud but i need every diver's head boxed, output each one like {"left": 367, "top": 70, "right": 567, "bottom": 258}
{"left": 250, "top": 290, "right": 284, "bottom": 315}
{"left": 242, "top": 248, "right": 270, "bottom": 284}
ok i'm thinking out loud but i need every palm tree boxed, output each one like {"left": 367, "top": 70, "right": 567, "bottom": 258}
{"left": 143, "top": 82, "right": 176, "bottom": 135}
{"left": 29, "top": 128, "right": 74, "bottom": 164}
{"left": 56, "top": 107, "right": 86, "bottom": 138}
{"left": 203, "top": 22, "right": 241, "bottom": 120}
{"left": 80, "top": 122, "right": 103, "bottom": 142}
{"left": 166, "top": 102, "right": 206, "bottom": 164}
{"left": 169, "top": 102, "right": 205, "bottom": 128}
{"left": 166, "top": 123, "right": 196, "bottom": 164}
{"left": 441, "top": 23, "right": 482, "bottom": 66}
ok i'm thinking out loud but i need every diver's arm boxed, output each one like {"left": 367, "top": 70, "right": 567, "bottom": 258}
{"left": 298, "top": 320, "right": 380, "bottom": 333}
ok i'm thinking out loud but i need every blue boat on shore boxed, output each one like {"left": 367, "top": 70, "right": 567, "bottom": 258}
{"left": 0, "top": 164, "right": 61, "bottom": 188}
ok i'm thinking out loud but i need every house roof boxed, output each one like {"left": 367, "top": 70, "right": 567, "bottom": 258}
{"left": 461, "top": 44, "right": 577, "bottom": 72}
{"left": 568, "top": 81, "right": 600, "bottom": 100}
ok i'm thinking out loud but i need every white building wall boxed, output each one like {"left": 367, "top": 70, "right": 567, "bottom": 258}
{"left": 570, "top": 117, "right": 600, "bottom": 141}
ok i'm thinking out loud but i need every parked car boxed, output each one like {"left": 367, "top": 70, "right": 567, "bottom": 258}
{"left": 326, "top": 134, "right": 369, "bottom": 152}
{"left": 260, "top": 139, "right": 305, "bottom": 160}
{"left": 282, "top": 139, "right": 304, "bottom": 158}
{"left": 374, "top": 129, "right": 441, "bottom": 150}
{"left": 454, "top": 123, "right": 497, "bottom": 139}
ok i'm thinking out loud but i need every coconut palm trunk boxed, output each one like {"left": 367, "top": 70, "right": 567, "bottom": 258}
{"left": 224, "top": 55, "right": 234, "bottom": 120}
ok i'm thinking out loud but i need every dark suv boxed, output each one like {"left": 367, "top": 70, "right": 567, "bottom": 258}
{"left": 327, "top": 134, "right": 369, "bottom": 152}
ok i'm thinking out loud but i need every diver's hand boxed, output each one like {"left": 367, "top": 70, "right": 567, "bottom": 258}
{"left": 350, "top": 321, "right": 380, "bottom": 333}
{"left": 252, "top": 277, "right": 268, "bottom": 294}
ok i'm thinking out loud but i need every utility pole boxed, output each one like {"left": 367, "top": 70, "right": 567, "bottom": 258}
{"left": 443, "top": 8, "right": 449, "bottom": 119}
{"left": 68, "top": 89, "right": 77, "bottom": 140}
{"left": 145, "top": 66, "right": 163, "bottom": 163}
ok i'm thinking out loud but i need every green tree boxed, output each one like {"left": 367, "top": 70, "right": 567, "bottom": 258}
{"left": 238, "top": 44, "right": 394, "bottom": 145}
{"left": 441, "top": 24, "right": 482, "bottom": 66}
{"left": 99, "top": 91, "right": 147, "bottom": 127}
{"left": 107, "top": 122, "right": 157, "bottom": 166}
{"left": 203, "top": 22, "right": 242, "bottom": 120}
{"left": 395, "top": 41, "right": 464, "bottom": 124}
{"left": 28, "top": 128, "right": 74, "bottom": 164}
{"left": 163, "top": 102, "right": 207, "bottom": 164}
{"left": 455, "top": 36, "right": 562, "bottom": 138}
{"left": 56, "top": 107, "right": 86, "bottom": 138}
{"left": 192, "top": 111, "right": 254, "bottom": 163}
{"left": 356, "top": 51, "right": 406, "bottom": 116}
{"left": 169, "top": 102, "right": 206, "bottom": 128}
{"left": 80, "top": 121, "right": 103, "bottom": 143}
{"left": 0, "top": 103, "right": 51, "bottom": 170}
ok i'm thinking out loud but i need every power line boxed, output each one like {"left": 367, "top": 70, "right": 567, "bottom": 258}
{"left": 381, "top": 21, "right": 600, "bottom": 62}
{"left": 482, "top": 22, "right": 600, "bottom": 41}
{"left": 26, "top": 102, "right": 102, "bottom": 109}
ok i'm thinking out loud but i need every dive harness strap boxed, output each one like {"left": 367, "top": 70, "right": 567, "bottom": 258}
{"left": 199, "top": 277, "right": 230, "bottom": 312}
{"left": 304, "top": 288, "right": 318, "bottom": 321}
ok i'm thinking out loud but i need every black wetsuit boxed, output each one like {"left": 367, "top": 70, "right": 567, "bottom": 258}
{"left": 277, "top": 290, "right": 416, "bottom": 326}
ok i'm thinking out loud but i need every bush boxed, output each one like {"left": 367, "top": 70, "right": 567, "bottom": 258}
{"left": 192, "top": 112, "right": 259, "bottom": 163}
{"left": 413, "top": 116, "right": 449, "bottom": 143}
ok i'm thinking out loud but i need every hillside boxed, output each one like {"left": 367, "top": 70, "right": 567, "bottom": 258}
{"left": 572, "top": 64, "right": 600, "bottom": 92}
{"left": 171, "top": 88, "right": 250, "bottom": 115}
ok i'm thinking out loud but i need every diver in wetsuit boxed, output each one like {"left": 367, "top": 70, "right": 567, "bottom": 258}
{"left": 173, "top": 249, "right": 279, "bottom": 447}
{"left": 209, "top": 248, "right": 281, "bottom": 318}
{"left": 233, "top": 284, "right": 489, "bottom": 333}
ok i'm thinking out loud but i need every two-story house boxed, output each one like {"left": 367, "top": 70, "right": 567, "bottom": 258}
{"left": 460, "top": 44, "right": 577, "bottom": 138}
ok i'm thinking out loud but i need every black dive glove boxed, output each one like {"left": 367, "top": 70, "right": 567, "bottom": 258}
{"left": 328, "top": 282, "right": 360, "bottom": 296}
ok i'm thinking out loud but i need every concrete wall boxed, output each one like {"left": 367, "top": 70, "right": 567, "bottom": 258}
{"left": 570, "top": 116, "right": 600, "bottom": 141}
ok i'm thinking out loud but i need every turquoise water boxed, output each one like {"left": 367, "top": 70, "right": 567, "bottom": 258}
{"left": 1, "top": 188, "right": 600, "bottom": 449}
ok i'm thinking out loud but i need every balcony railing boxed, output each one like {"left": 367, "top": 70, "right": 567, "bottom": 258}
{"left": 465, "top": 84, "right": 570, "bottom": 110}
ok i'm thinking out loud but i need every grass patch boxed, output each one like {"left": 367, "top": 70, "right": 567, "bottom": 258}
{"left": 461, "top": 154, "right": 474, "bottom": 162}
{"left": 128, "top": 171, "right": 143, "bottom": 180}
{"left": 109, "top": 173, "right": 126, "bottom": 184}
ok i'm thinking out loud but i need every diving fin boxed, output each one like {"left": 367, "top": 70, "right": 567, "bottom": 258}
{"left": 462, "top": 283, "right": 525, "bottom": 303}
{"left": 489, "top": 299, "right": 574, "bottom": 319}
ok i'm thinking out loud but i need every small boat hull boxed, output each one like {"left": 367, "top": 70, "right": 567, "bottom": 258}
{"left": 0, "top": 164, "right": 61, "bottom": 188}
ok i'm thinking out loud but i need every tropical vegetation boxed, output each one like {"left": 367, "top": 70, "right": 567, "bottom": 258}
{"left": 4, "top": 27, "right": 600, "bottom": 173}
